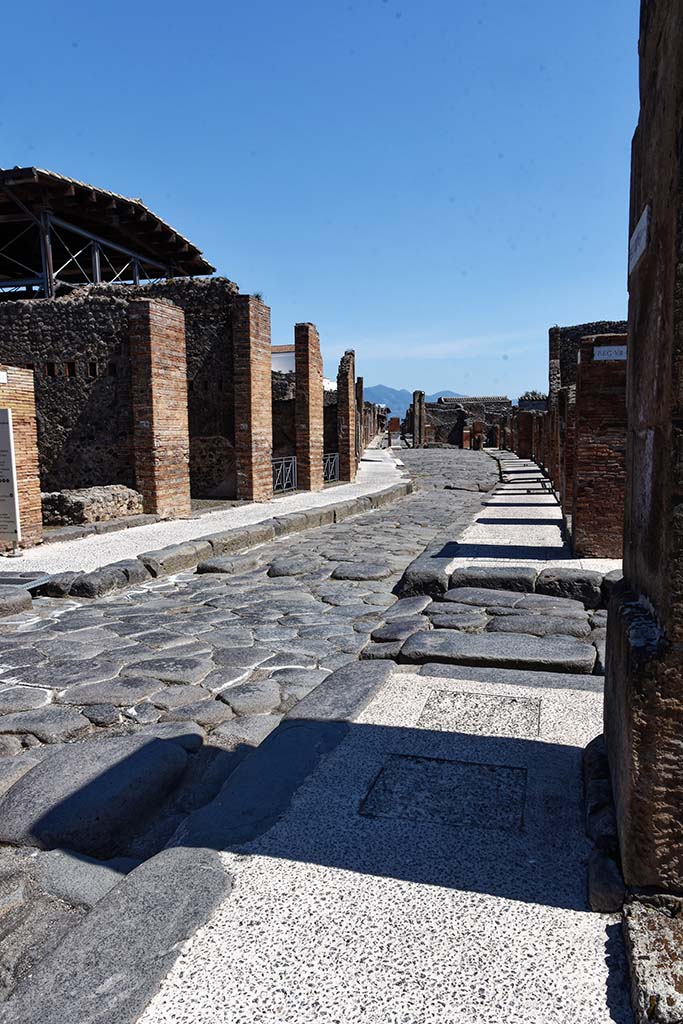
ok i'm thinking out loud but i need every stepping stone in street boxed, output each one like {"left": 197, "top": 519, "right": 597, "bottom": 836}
{"left": 400, "top": 629, "right": 596, "bottom": 673}
{"left": 428, "top": 611, "right": 488, "bottom": 632}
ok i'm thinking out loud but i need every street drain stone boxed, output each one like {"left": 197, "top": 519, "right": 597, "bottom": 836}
{"left": 418, "top": 690, "right": 540, "bottom": 738}
{"left": 360, "top": 754, "right": 526, "bottom": 832}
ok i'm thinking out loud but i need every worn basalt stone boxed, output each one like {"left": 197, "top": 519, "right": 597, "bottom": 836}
{"left": 536, "top": 568, "right": 604, "bottom": 609}
{"left": 623, "top": 897, "right": 683, "bottom": 1024}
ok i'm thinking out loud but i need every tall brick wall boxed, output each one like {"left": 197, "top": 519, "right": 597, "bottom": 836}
{"left": 129, "top": 300, "right": 191, "bottom": 518}
{"left": 336, "top": 350, "right": 356, "bottom": 482}
{"left": 604, "top": 0, "right": 683, "bottom": 890}
{"left": 295, "top": 323, "right": 324, "bottom": 491}
{"left": 233, "top": 295, "right": 273, "bottom": 501}
{"left": 516, "top": 411, "right": 534, "bottom": 458}
{"left": 0, "top": 366, "right": 42, "bottom": 549}
{"left": 558, "top": 386, "right": 576, "bottom": 517}
{"left": 571, "top": 334, "right": 627, "bottom": 557}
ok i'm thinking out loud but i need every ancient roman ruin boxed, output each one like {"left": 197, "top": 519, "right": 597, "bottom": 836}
{"left": 0, "top": 3, "right": 679, "bottom": 1021}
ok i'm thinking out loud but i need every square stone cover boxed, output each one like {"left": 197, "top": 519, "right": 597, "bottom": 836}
{"left": 418, "top": 689, "right": 540, "bottom": 738}
{"left": 360, "top": 754, "right": 527, "bottom": 832}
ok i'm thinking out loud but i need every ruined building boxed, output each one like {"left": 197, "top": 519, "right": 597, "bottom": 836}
{"left": 0, "top": 167, "right": 382, "bottom": 546}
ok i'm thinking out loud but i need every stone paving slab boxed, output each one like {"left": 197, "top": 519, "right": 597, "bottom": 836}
{"left": 400, "top": 629, "right": 597, "bottom": 673}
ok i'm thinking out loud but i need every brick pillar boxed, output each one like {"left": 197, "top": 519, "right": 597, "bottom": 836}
{"left": 0, "top": 366, "right": 42, "bottom": 549}
{"left": 572, "top": 334, "right": 627, "bottom": 558}
{"left": 516, "top": 411, "right": 534, "bottom": 458}
{"left": 233, "top": 295, "right": 273, "bottom": 502}
{"left": 412, "top": 390, "right": 426, "bottom": 448}
{"left": 462, "top": 427, "right": 471, "bottom": 450}
{"left": 605, "top": 0, "right": 683, "bottom": 891}
{"left": 295, "top": 322, "right": 323, "bottom": 492}
{"left": 558, "top": 386, "right": 576, "bottom": 514}
{"left": 337, "top": 350, "right": 356, "bottom": 482}
{"left": 129, "top": 300, "right": 191, "bottom": 518}
{"left": 355, "top": 375, "right": 364, "bottom": 459}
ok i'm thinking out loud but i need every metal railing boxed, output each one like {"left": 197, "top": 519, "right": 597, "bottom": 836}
{"left": 323, "top": 452, "right": 339, "bottom": 482}
{"left": 272, "top": 455, "right": 297, "bottom": 493}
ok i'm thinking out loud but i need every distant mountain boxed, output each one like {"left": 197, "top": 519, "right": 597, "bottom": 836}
{"left": 364, "top": 385, "right": 463, "bottom": 420}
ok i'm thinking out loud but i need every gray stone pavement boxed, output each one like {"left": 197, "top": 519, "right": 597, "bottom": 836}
{"left": 0, "top": 449, "right": 498, "bottom": 1010}
{"left": 0, "top": 448, "right": 633, "bottom": 1022}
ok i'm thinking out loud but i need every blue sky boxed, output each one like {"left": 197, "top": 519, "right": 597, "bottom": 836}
{"left": 2, "top": 0, "right": 639, "bottom": 398}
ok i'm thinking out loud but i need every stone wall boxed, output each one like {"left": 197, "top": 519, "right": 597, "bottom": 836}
{"left": 0, "top": 366, "right": 42, "bottom": 549}
{"left": 548, "top": 321, "right": 627, "bottom": 403}
{"left": 0, "top": 293, "right": 134, "bottom": 490}
{"left": 271, "top": 371, "right": 296, "bottom": 458}
{"left": 572, "top": 335, "right": 627, "bottom": 558}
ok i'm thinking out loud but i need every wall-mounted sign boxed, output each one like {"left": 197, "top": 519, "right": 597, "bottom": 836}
{"left": 629, "top": 205, "right": 650, "bottom": 275}
{"left": 594, "top": 345, "right": 627, "bottom": 361}
{"left": 0, "top": 409, "right": 21, "bottom": 546}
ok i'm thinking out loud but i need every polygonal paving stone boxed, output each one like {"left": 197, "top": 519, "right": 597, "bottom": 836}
{"left": 0, "top": 686, "right": 52, "bottom": 713}
{"left": 57, "top": 676, "right": 164, "bottom": 707}
{"left": 0, "top": 735, "right": 187, "bottom": 855}
{"left": 211, "top": 713, "right": 283, "bottom": 749}
{"left": 161, "top": 698, "right": 234, "bottom": 728}
{"left": 361, "top": 640, "right": 403, "bottom": 660}
{"left": 442, "top": 587, "right": 523, "bottom": 608}
{"left": 220, "top": 679, "right": 282, "bottom": 716}
{"left": 267, "top": 556, "right": 322, "bottom": 577}
{"left": 400, "top": 629, "right": 597, "bottom": 673}
{"left": 121, "top": 656, "right": 212, "bottom": 686}
{"left": 331, "top": 561, "right": 392, "bottom": 581}
{"left": 0, "top": 706, "right": 90, "bottom": 743}
{"left": 428, "top": 611, "right": 488, "bottom": 632}
{"left": 371, "top": 616, "right": 431, "bottom": 643}
{"left": 383, "top": 595, "right": 432, "bottom": 620}
{"left": 212, "top": 646, "right": 274, "bottom": 670}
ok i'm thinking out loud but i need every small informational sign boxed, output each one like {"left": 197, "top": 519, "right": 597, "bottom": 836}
{"left": 629, "top": 205, "right": 650, "bottom": 275}
{"left": 594, "top": 345, "right": 627, "bottom": 361}
{"left": 0, "top": 410, "right": 21, "bottom": 546}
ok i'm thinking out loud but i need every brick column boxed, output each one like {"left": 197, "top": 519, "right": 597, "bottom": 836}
{"left": 129, "top": 300, "right": 191, "bottom": 518}
{"left": 572, "top": 334, "right": 627, "bottom": 558}
{"left": 337, "top": 350, "right": 356, "bottom": 482}
{"left": 516, "top": 411, "right": 534, "bottom": 458}
{"left": 0, "top": 366, "right": 42, "bottom": 549}
{"left": 462, "top": 427, "right": 471, "bottom": 450}
{"left": 295, "top": 322, "right": 323, "bottom": 492}
{"left": 605, "top": 0, "right": 683, "bottom": 891}
{"left": 233, "top": 295, "right": 273, "bottom": 502}
{"left": 412, "top": 390, "right": 426, "bottom": 448}
{"left": 355, "top": 375, "right": 364, "bottom": 459}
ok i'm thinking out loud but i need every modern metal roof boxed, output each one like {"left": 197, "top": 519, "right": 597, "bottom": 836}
{"left": 0, "top": 166, "right": 215, "bottom": 284}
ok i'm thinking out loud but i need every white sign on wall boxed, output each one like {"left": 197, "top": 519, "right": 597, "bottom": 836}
{"left": 594, "top": 345, "right": 628, "bottom": 361}
{"left": 629, "top": 205, "right": 650, "bottom": 275}
{"left": 0, "top": 409, "right": 21, "bottom": 546}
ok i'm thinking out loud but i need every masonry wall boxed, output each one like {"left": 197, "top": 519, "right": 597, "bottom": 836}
{"left": 571, "top": 335, "right": 627, "bottom": 558}
{"left": 88, "top": 278, "right": 239, "bottom": 498}
{"left": 0, "top": 366, "right": 42, "bottom": 549}
{"left": 324, "top": 392, "right": 338, "bottom": 453}
{"left": 271, "top": 371, "right": 296, "bottom": 458}
{"left": 0, "top": 294, "right": 134, "bottom": 490}
{"left": 549, "top": 321, "right": 627, "bottom": 402}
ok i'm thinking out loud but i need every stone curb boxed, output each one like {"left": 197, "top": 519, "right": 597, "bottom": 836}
{"left": 168, "top": 661, "right": 394, "bottom": 851}
{"left": 26, "top": 481, "right": 413, "bottom": 608}
{"left": 1, "top": 846, "right": 232, "bottom": 1024}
